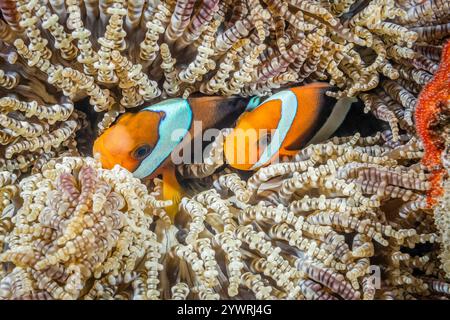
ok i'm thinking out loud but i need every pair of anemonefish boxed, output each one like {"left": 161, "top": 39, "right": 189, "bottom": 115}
{"left": 93, "top": 83, "right": 355, "bottom": 219}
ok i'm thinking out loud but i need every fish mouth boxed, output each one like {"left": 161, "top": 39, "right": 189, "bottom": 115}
{"left": 93, "top": 137, "right": 115, "bottom": 170}
{"left": 93, "top": 137, "right": 138, "bottom": 173}
{"left": 224, "top": 129, "right": 267, "bottom": 171}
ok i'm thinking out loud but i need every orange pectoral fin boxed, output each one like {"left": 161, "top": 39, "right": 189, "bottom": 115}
{"left": 162, "top": 166, "right": 183, "bottom": 222}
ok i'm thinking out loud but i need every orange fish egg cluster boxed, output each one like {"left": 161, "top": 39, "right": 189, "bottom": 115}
{"left": 414, "top": 40, "right": 450, "bottom": 207}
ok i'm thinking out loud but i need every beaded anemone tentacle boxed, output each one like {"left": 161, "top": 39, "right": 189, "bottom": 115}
{"left": 0, "top": 0, "right": 449, "bottom": 301}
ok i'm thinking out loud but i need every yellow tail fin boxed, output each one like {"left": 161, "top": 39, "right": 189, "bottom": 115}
{"left": 162, "top": 166, "right": 183, "bottom": 222}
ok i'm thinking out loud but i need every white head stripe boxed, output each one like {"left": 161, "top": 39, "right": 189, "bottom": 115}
{"left": 133, "top": 98, "right": 192, "bottom": 179}
{"left": 250, "top": 89, "right": 298, "bottom": 169}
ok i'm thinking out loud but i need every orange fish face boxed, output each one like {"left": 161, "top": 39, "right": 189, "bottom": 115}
{"left": 93, "top": 111, "right": 162, "bottom": 173}
{"left": 224, "top": 99, "right": 282, "bottom": 170}
{"left": 224, "top": 83, "right": 331, "bottom": 171}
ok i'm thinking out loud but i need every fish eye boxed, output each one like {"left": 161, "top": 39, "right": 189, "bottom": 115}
{"left": 257, "top": 132, "right": 273, "bottom": 148}
{"left": 132, "top": 144, "right": 152, "bottom": 160}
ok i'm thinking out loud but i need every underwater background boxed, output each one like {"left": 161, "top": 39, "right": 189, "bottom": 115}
{"left": 0, "top": 0, "right": 449, "bottom": 300}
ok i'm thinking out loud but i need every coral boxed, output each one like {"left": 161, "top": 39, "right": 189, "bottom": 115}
{"left": 159, "top": 132, "right": 447, "bottom": 299}
{"left": 0, "top": 156, "right": 167, "bottom": 300}
{"left": 414, "top": 40, "right": 450, "bottom": 207}
{"left": 434, "top": 178, "right": 450, "bottom": 278}
{"left": 0, "top": 96, "right": 82, "bottom": 174}
{"left": 0, "top": 171, "right": 17, "bottom": 253}
{"left": 0, "top": 0, "right": 449, "bottom": 301}
{"left": 0, "top": 0, "right": 447, "bottom": 164}
{"left": 0, "top": 171, "right": 17, "bottom": 212}
{"left": 0, "top": 0, "right": 447, "bottom": 132}
{"left": 1, "top": 132, "right": 448, "bottom": 299}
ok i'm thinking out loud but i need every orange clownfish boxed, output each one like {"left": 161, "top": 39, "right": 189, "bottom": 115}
{"left": 93, "top": 83, "right": 355, "bottom": 219}
{"left": 93, "top": 95, "right": 249, "bottom": 219}
{"left": 224, "top": 83, "right": 355, "bottom": 170}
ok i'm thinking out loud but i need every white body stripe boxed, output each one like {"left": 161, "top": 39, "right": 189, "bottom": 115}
{"left": 306, "top": 97, "right": 356, "bottom": 145}
{"left": 250, "top": 89, "right": 298, "bottom": 169}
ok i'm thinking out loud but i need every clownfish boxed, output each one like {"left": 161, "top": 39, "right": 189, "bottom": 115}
{"left": 224, "top": 82, "right": 356, "bottom": 170}
{"left": 93, "top": 83, "right": 355, "bottom": 220}
{"left": 93, "top": 95, "right": 250, "bottom": 218}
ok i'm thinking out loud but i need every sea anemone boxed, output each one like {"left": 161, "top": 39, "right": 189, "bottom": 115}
{"left": 0, "top": 0, "right": 449, "bottom": 300}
